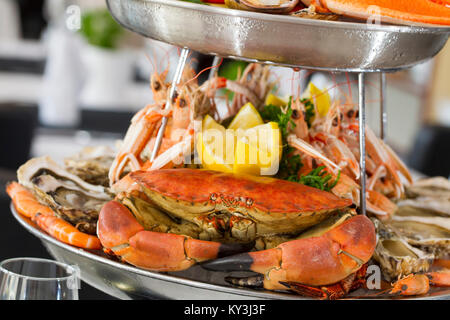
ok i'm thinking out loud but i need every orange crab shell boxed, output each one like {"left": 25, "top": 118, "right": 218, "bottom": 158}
{"left": 129, "top": 169, "right": 353, "bottom": 234}
{"left": 202, "top": 214, "right": 376, "bottom": 289}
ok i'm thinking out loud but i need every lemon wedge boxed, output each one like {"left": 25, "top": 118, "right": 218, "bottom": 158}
{"left": 233, "top": 122, "right": 282, "bottom": 176}
{"left": 304, "top": 82, "right": 331, "bottom": 117}
{"left": 197, "top": 115, "right": 234, "bottom": 173}
{"left": 227, "top": 102, "right": 263, "bottom": 131}
{"left": 265, "top": 93, "right": 288, "bottom": 107}
{"left": 198, "top": 110, "right": 282, "bottom": 176}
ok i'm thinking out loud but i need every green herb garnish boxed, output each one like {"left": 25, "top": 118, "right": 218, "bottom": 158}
{"left": 260, "top": 98, "right": 303, "bottom": 180}
{"left": 289, "top": 166, "right": 340, "bottom": 192}
{"left": 260, "top": 100, "right": 340, "bottom": 191}
{"left": 301, "top": 98, "right": 315, "bottom": 128}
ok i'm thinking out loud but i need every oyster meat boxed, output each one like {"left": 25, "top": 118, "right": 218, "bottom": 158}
{"left": 372, "top": 218, "right": 434, "bottom": 280}
{"left": 17, "top": 156, "right": 112, "bottom": 234}
{"left": 225, "top": 0, "right": 298, "bottom": 14}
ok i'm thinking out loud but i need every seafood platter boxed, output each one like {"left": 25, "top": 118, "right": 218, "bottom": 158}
{"left": 7, "top": 0, "right": 450, "bottom": 299}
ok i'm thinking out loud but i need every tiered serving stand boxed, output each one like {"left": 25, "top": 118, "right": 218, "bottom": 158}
{"left": 11, "top": 0, "right": 450, "bottom": 299}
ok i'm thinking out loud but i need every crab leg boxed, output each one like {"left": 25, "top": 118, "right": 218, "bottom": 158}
{"left": 202, "top": 215, "right": 376, "bottom": 290}
{"left": 7, "top": 182, "right": 101, "bottom": 250}
{"left": 281, "top": 264, "right": 368, "bottom": 300}
{"left": 97, "top": 201, "right": 251, "bottom": 272}
{"left": 302, "top": 0, "right": 450, "bottom": 26}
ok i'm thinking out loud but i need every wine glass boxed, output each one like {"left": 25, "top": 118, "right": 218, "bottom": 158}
{"left": 0, "top": 257, "right": 79, "bottom": 300}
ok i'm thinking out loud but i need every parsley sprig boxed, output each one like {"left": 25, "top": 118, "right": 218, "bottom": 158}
{"left": 288, "top": 166, "right": 341, "bottom": 192}
{"left": 260, "top": 99, "right": 302, "bottom": 180}
{"left": 260, "top": 99, "right": 340, "bottom": 192}
{"left": 301, "top": 98, "right": 315, "bottom": 128}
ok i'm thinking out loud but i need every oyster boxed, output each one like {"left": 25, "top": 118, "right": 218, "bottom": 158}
{"left": 17, "top": 156, "right": 112, "bottom": 234}
{"left": 372, "top": 218, "right": 434, "bottom": 280}
{"left": 225, "top": 0, "right": 298, "bottom": 14}
{"left": 405, "top": 177, "right": 450, "bottom": 200}
{"left": 64, "top": 146, "right": 116, "bottom": 187}
{"left": 398, "top": 177, "right": 450, "bottom": 217}
{"left": 290, "top": 6, "right": 340, "bottom": 20}
{"left": 387, "top": 215, "right": 450, "bottom": 259}
{"left": 388, "top": 177, "right": 450, "bottom": 258}
{"left": 395, "top": 198, "right": 450, "bottom": 217}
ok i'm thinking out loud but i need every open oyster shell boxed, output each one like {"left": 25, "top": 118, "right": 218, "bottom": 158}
{"left": 399, "top": 177, "right": 450, "bottom": 217}
{"left": 390, "top": 177, "right": 450, "bottom": 259}
{"left": 225, "top": 0, "right": 298, "bottom": 14}
{"left": 387, "top": 215, "right": 450, "bottom": 259}
{"left": 372, "top": 218, "right": 434, "bottom": 280}
{"left": 17, "top": 156, "right": 112, "bottom": 234}
{"left": 64, "top": 146, "right": 115, "bottom": 187}
{"left": 405, "top": 177, "right": 450, "bottom": 200}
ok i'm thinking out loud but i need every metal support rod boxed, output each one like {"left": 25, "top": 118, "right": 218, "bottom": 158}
{"left": 358, "top": 73, "right": 367, "bottom": 216}
{"left": 150, "top": 47, "right": 190, "bottom": 162}
{"left": 208, "top": 56, "right": 221, "bottom": 80}
{"left": 379, "top": 73, "right": 387, "bottom": 141}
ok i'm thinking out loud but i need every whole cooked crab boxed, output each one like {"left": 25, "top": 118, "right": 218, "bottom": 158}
{"left": 97, "top": 168, "right": 376, "bottom": 294}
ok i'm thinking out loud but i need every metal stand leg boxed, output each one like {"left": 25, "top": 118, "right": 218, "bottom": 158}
{"left": 358, "top": 73, "right": 367, "bottom": 216}
{"left": 208, "top": 56, "right": 221, "bottom": 80}
{"left": 150, "top": 47, "right": 190, "bottom": 162}
{"left": 379, "top": 73, "right": 387, "bottom": 141}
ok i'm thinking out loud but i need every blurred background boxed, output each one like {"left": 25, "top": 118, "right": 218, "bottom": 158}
{"left": 0, "top": 0, "right": 449, "bottom": 299}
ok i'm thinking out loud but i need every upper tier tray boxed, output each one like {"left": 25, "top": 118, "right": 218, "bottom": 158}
{"left": 106, "top": 0, "right": 450, "bottom": 72}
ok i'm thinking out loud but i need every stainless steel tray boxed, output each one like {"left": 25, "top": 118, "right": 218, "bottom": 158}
{"left": 106, "top": 0, "right": 450, "bottom": 72}
{"left": 10, "top": 204, "right": 450, "bottom": 300}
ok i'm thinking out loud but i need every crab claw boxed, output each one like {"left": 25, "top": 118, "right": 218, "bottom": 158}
{"left": 202, "top": 215, "right": 376, "bottom": 290}
{"left": 98, "top": 201, "right": 251, "bottom": 272}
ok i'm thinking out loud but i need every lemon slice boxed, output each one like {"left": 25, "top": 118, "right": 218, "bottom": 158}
{"left": 197, "top": 115, "right": 234, "bottom": 173}
{"left": 265, "top": 93, "right": 288, "bottom": 107}
{"left": 228, "top": 102, "right": 264, "bottom": 131}
{"left": 202, "top": 114, "right": 224, "bottom": 132}
{"left": 304, "top": 82, "right": 331, "bottom": 117}
{"left": 233, "top": 122, "right": 282, "bottom": 176}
